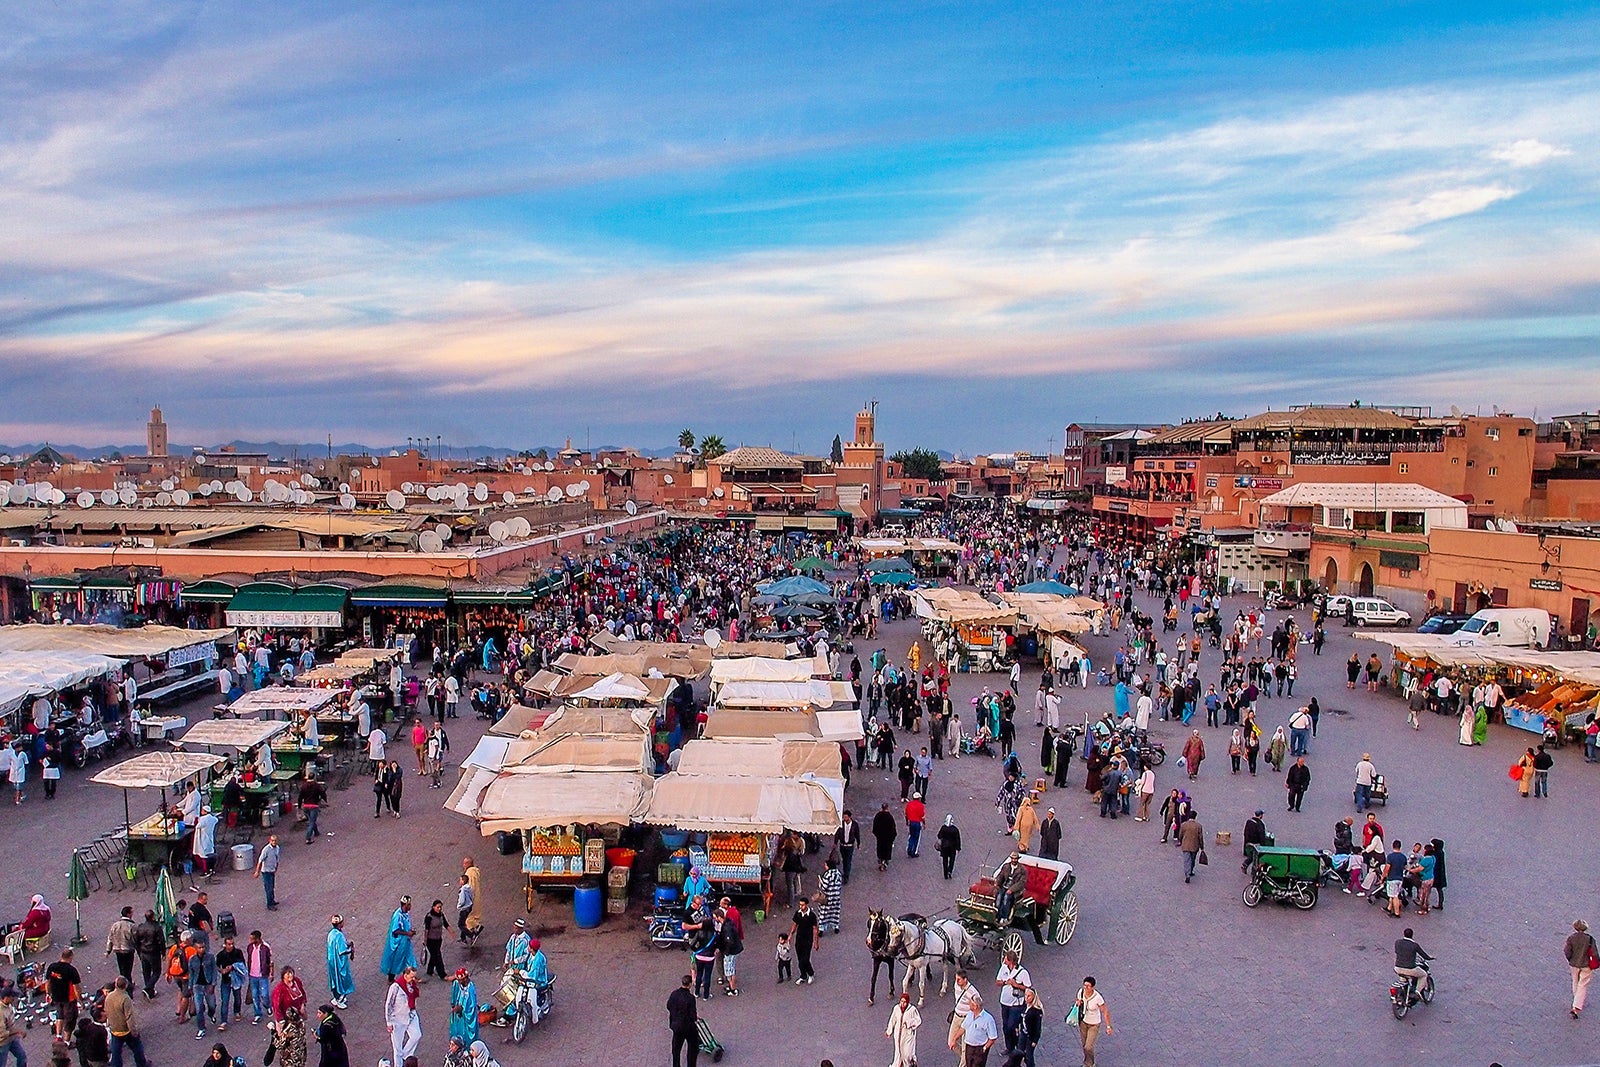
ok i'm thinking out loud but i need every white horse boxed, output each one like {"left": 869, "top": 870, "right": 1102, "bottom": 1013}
{"left": 885, "top": 914, "right": 977, "bottom": 1005}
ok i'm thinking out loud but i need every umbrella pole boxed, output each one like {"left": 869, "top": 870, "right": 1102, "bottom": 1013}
{"left": 72, "top": 899, "right": 86, "bottom": 946}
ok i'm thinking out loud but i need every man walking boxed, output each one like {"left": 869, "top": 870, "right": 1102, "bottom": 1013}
{"left": 954, "top": 995, "right": 998, "bottom": 1067}
{"left": 1037, "top": 808, "right": 1062, "bottom": 860}
{"left": 103, "top": 978, "right": 151, "bottom": 1067}
{"left": 132, "top": 910, "right": 165, "bottom": 1000}
{"left": 836, "top": 811, "right": 861, "bottom": 884}
{"left": 1566, "top": 920, "right": 1597, "bottom": 1018}
{"left": 1286, "top": 757, "right": 1311, "bottom": 812}
{"left": 905, "top": 794, "right": 926, "bottom": 858}
{"left": 1534, "top": 744, "right": 1553, "bottom": 798}
{"left": 1179, "top": 812, "right": 1205, "bottom": 883}
{"left": 667, "top": 974, "right": 699, "bottom": 1067}
{"left": 254, "top": 834, "right": 281, "bottom": 910}
{"left": 106, "top": 906, "right": 137, "bottom": 985}
{"left": 1354, "top": 753, "right": 1377, "bottom": 811}
{"left": 298, "top": 774, "right": 325, "bottom": 843}
{"left": 1288, "top": 706, "right": 1312, "bottom": 755}
{"left": 993, "top": 950, "right": 1030, "bottom": 1054}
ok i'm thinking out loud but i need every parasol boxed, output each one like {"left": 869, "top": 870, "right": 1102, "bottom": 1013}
{"left": 154, "top": 866, "right": 179, "bottom": 939}
{"left": 67, "top": 851, "right": 91, "bottom": 945}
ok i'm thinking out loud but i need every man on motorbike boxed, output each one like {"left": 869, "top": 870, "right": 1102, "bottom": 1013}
{"left": 1394, "top": 928, "right": 1432, "bottom": 986}
{"left": 503, "top": 919, "right": 532, "bottom": 973}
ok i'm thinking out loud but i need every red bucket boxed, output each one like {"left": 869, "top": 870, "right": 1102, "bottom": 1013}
{"left": 605, "top": 847, "right": 636, "bottom": 869}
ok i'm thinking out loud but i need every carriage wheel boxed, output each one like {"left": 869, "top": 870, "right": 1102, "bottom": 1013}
{"left": 1001, "top": 930, "right": 1024, "bottom": 960}
{"left": 1052, "top": 891, "right": 1079, "bottom": 945}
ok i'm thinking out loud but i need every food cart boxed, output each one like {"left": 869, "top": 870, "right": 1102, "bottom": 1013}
{"left": 173, "top": 718, "right": 297, "bottom": 824}
{"left": 913, "top": 589, "right": 1019, "bottom": 672}
{"left": 91, "top": 751, "right": 226, "bottom": 873}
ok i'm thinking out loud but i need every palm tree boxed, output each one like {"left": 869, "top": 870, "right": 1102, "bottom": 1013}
{"left": 678, "top": 428, "right": 696, "bottom": 450}
{"left": 698, "top": 435, "right": 727, "bottom": 463}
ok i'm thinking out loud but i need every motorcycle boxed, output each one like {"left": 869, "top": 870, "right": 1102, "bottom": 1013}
{"left": 1391, "top": 962, "right": 1434, "bottom": 1019}
{"left": 491, "top": 969, "right": 554, "bottom": 1043}
{"left": 646, "top": 890, "right": 694, "bottom": 950}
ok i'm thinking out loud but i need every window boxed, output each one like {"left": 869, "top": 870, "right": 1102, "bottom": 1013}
{"left": 1466, "top": 459, "right": 1475, "bottom": 468}
{"left": 1485, "top": 427, "right": 1500, "bottom": 441}
{"left": 1488, "top": 466, "right": 1498, "bottom": 477}
{"left": 1519, "top": 427, "right": 1533, "bottom": 436}
{"left": 1452, "top": 457, "right": 1459, "bottom": 464}
{"left": 1398, "top": 462, "right": 1409, "bottom": 474}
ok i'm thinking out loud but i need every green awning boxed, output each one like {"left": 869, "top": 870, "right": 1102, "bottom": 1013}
{"left": 349, "top": 583, "right": 449, "bottom": 608}
{"left": 28, "top": 576, "right": 82, "bottom": 594}
{"left": 82, "top": 575, "right": 135, "bottom": 591}
{"left": 226, "top": 585, "right": 347, "bottom": 628}
{"left": 180, "top": 580, "right": 239, "bottom": 603}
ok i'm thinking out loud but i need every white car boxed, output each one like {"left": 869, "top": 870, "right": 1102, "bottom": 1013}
{"left": 1348, "top": 597, "right": 1411, "bottom": 627}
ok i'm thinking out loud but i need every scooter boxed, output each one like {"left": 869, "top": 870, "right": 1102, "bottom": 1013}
{"left": 1391, "top": 962, "right": 1434, "bottom": 1019}
{"left": 491, "top": 969, "right": 554, "bottom": 1043}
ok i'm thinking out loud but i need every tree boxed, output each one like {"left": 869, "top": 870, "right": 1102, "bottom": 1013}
{"left": 699, "top": 434, "right": 728, "bottom": 463}
{"left": 678, "top": 428, "right": 696, "bottom": 450}
{"left": 830, "top": 434, "right": 843, "bottom": 463}
{"left": 891, "top": 447, "right": 945, "bottom": 481}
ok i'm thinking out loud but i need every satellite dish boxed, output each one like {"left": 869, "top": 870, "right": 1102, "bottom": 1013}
{"left": 36, "top": 481, "right": 52, "bottom": 495}
{"left": 713, "top": 487, "right": 725, "bottom": 498}
{"left": 543, "top": 461, "right": 554, "bottom": 471}
{"left": 118, "top": 487, "right": 137, "bottom": 505}
{"left": 235, "top": 487, "right": 253, "bottom": 503}
{"left": 502, "top": 491, "right": 515, "bottom": 504}
{"left": 578, "top": 479, "right": 591, "bottom": 491}
{"left": 371, "top": 457, "right": 381, "bottom": 467}
{"left": 625, "top": 500, "right": 637, "bottom": 515}
{"left": 566, "top": 484, "right": 582, "bottom": 497}
{"left": 508, "top": 517, "right": 531, "bottom": 538}
{"left": 173, "top": 489, "right": 191, "bottom": 505}
{"left": 76, "top": 491, "right": 94, "bottom": 508}
{"left": 339, "top": 483, "right": 350, "bottom": 493}
{"left": 516, "top": 466, "right": 530, "bottom": 475}
{"left": 140, "top": 497, "right": 153, "bottom": 508}
{"left": 160, "top": 478, "right": 175, "bottom": 491}
{"left": 546, "top": 487, "right": 562, "bottom": 502}
{"left": 699, "top": 497, "right": 708, "bottom": 506}
{"left": 1503, "top": 519, "right": 1519, "bottom": 534}
{"left": 339, "top": 493, "right": 357, "bottom": 509}
{"left": 663, "top": 474, "right": 674, "bottom": 485}
{"left": 435, "top": 522, "right": 452, "bottom": 541}
{"left": 101, "top": 489, "right": 118, "bottom": 506}
{"left": 474, "top": 482, "right": 488, "bottom": 501}
{"left": 301, "top": 474, "right": 316, "bottom": 486}
{"left": 488, "top": 521, "right": 509, "bottom": 542}
{"left": 418, "top": 531, "right": 443, "bottom": 552}
{"left": 155, "top": 491, "right": 172, "bottom": 506}
{"left": 704, "top": 628, "right": 722, "bottom": 650}
{"left": 386, "top": 490, "right": 406, "bottom": 509}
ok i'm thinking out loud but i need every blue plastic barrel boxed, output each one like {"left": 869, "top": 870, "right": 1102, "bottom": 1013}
{"left": 574, "top": 882, "right": 604, "bottom": 928}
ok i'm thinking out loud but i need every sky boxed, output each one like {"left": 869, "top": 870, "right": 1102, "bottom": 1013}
{"left": 2, "top": 1, "right": 1599, "bottom": 456}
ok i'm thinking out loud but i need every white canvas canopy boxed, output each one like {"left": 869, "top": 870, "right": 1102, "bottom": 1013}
{"left": 474, "top": 770, "right": 653, "bottom": 833}
{"left": 174, "top": 717, "right": 292, "bottom": 751}
{"left": 464, "top": 733, "right": 649, "bottom": 774}
{"left": 716, "top": 679, "right": 856, "bottom": 709}
{"left": 227, "top": 688, "right": 339, "bottom": 717}
{"left": 703, "top": 707, "right": 864, "bottom": 743}
{"left": 674, "top": 738, "right": 841, "bottom": 779}
{"left": 708, "top": 657, "right": 815, "bottom": 685}
{"left": 567, "top": 672, "right": 653, "bottom": 702}
{"left": 643, "top": 773, "right": 841, "bottom": 834}
{"left": 491, "top": 704, "right": 653, "bottom": 739}
{"left": 0, "top": 650, "right": 123, "bottom": 715}
{"left": 336, "top": 647, "right": 401, "bottom": 668}
{"left": 92, "top": 751, "right": 225, "bottom": 790}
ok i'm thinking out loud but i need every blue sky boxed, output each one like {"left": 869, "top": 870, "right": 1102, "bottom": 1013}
{"left": 2, "top": 2, "right": 1598, "bottom": 454}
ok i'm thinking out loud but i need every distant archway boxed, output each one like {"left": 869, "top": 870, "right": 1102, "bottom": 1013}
{"left": 1322, "top": 558, "right": 1338, "bottom": 592}
{"left": 1357, "top": 562, "right": 1375, "bottom": 597}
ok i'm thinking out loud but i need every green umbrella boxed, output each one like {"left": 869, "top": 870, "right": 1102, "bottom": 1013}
{"left": 796, "top": 555, "right": 824, "bottom": 573}
{"left": 154, "top": 866, "right": 178, "bottom": 939}
{"left": 67, "top": 851, "right": 91, "bottom": 945}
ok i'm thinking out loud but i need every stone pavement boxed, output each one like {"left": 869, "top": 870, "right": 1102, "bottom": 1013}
{"left": 4, "top": 586, "right": 1600, "bottom": 1067}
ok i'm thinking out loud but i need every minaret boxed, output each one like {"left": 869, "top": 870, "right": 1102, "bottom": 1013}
{"left": 147, "top": 407, "right": 169, "bottom": 457}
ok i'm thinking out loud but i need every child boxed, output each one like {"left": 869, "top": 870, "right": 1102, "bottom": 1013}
{"left": 455, "top": 874, "right": 474, "bottom": 941}
{"left": 775, "top": 933, "right": 792, "bottom": 984}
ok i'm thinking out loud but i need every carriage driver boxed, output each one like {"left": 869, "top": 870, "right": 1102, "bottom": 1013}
{"left": 992, "top": 853, "right": 1045, "bottom": 944}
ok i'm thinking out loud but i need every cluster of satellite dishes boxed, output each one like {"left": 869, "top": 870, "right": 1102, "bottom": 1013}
{"left": 259, "top": 479, "right": 317, "bottom": 506}
{"left": 513, "top": 461, "right": 560, "bottom": 475}
{"left": 484, "top": 516, "right": 533, "bottom": 543}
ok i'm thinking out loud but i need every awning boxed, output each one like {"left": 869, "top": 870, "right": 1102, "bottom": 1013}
{"left": 226, "top": 585, "right": 347, "bottom": 628}
{"left": 173, "top": 718, "right": 292, "bottom": 751}
{"left": 0, "top": 650, "right": 124, "bottom": 716}
{"left": 180, "top": 580, "right": 239, "bottom": 603}
{"left": 0, "top": 624, "right": 234, "bottom": 661}
{"left": 642, "top": 773, "right": 840, "bottom": 834}
{"left": 27, "top": 576, "right": 82, "bottom": 593}
{"left": 451, "top": 587, "right": 535, "bottom": 605}
{"left": 226, "top": 688, "right": 340, "bottom": 717}
{"left": 349, "top": 583, "right": 449, "bottom": 608}
{"left": 674, "top": 738, "right": 842, "bottom": 780}
{"left": 475, "top": 770, "right": 654, "bottom": 833}
{"left": 92, "top": 751, "right": 225, "bottom": 790}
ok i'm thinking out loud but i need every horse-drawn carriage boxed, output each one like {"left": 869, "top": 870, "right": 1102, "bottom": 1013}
{"left": 956, "top": 854, "right": 1079, "bottom": 956}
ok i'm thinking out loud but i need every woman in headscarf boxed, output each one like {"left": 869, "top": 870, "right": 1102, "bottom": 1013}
{"left": 380, "top": 898, "right": 417, "bottom": 983}
{"left": 273, "top": 1005, "right": 308, "bottom": 1067}
{"left": 19, "top": 894, "right": 50, "bottom": 942}
{"left": 448, "top": 968, "right": 479, "bottom": 1046}
{"left": 313, "top": 1005, "right": 348, "bottom": 1067}
{"left": 202, "top": 1041, "right": 232, "bottom": 1067}
{"left": 325, "top": 915, "right": 354, "bottom": 1009}
{"left": 1228, "top": 729, "right": 1244, "bottom": 774}
{"left": 1266, "top": 726, "right": 1287, "bottom": 773}
{"left": 818, "top": 858, "right": 843, "bottom": 936}
{"left": 995, "top": 773, "right": 1025, "bottom": 834}
{"left": 884, "top": 991, "right": 921, "bottom": 1067}
{"left": 1181, "top": 730, "right": 1205, "bottom": 781}
{"left": 1472, "top": 699, "right": 1490, "bottom": 745}
{"left": 468, "top": 1039, "right": 498, "bottom": 1067}
{"left": 1013, "top": 792, "right": 1040, "bottom": 853}
{"left": 682, "top": 866, "right": 711, "bottom": 908}
{"left": 936, "top": 815, "right": 962, "bottom": 880}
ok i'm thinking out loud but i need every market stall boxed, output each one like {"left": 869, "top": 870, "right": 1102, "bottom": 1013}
{"left": 173, "top": 718, "right": 297, "bottom": 823}
{"left": 90, "top": 751, "right": 226, "bottom": 870}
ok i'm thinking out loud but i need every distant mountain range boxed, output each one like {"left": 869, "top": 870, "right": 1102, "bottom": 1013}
{"left": 0, "top": 440, "right": 685, "bottom": 463}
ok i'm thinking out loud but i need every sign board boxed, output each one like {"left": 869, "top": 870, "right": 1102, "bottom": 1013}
{"left": 1292, "top": 451, "right": 1390, "bottom": 466}
{"left": 226, "top": 609, "right": 344, "bottom": 629}
{"left": 1205, "top": 475, "right": 1219, "bottom": 488}
{"left": 1234, "top": 477, "right": 1283, "bottom": 491}
{"left": 166, "top": 642, "right": 219, "bottom": 669}
{"left": 1108, "top": 501, "right": 1130, "bottom": 513}
{"left": 1104, "top": 466, "right": 1127, "bottom": 485}
{"left": 1530, "top": 577, "right": 1564, "bottom": 591}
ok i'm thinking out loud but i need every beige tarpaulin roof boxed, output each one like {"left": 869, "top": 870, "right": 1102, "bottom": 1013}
{"left": 299, "top": 664, "right": 365, "bottom": 684}
{"left": 567, "top": 672, "right": 653, "bottom": 702}
{"left": 336, "top": 647, "right": 401, "bottom": 668}
{"left": 527, "top": 706, "right": 653, "bottom": 736}
{"left": 643, "top": 773, "right": 841, "bottom": 834}
{"left": 675, "top": 738, "right": 841, "bottom": 779}
{"left": 1050, "top": 637, "right": 1089, "bottom": 665}
{"left": 587, "top": 633, "right": 796, "bottom": 660}
{"left": 913, "top": 588, "right": 1019, "bottom": 627}
{"left": 93, "top": 751, "right": 225, "bottom": 789}
{"left": 174, "top": 717, "right": 291, "bottom": 751}
{"left": 528, "top": 669, "right": 678, "bottom": 703}
{"left": 227, "top": 688, "right": 339, "bottom": 716}
{"left": 554, "top": 651, "right": 709, "bottom": 680}
{"left": 476, "top": 770, "right": 653, "bottom": 833}
{"left": 509, "top": 733, "right": 650, "bottom": 772}
{"left": 717, "top": 679, "right": 857, "bottom": 709}
{"left": 703, "top": 707, "right": 864, "bottom": 742}
{"left": 1352, "top": 633, "right": 1502, "bottom": 667}
{"left": 708, "top": 657, "right": 816, "bottom": 685}
{"left": 445, "top": 766, "right": 499, "bottom": 818}
{"left": 0, "top": 624, "right": 234, "bottom": 660}
{"left": 856, "top": 537, "right": 962, "bottom": 554}
{"left": 489, "top": 703, "right": 550, "bottom": 737}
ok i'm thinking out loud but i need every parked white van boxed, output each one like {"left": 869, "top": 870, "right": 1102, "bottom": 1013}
{"left": 1451, "top": 608, "right": 1552, "bottom": 648}
{"left": 1348, "top": 597, "right": 1412, "bottom": 627}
